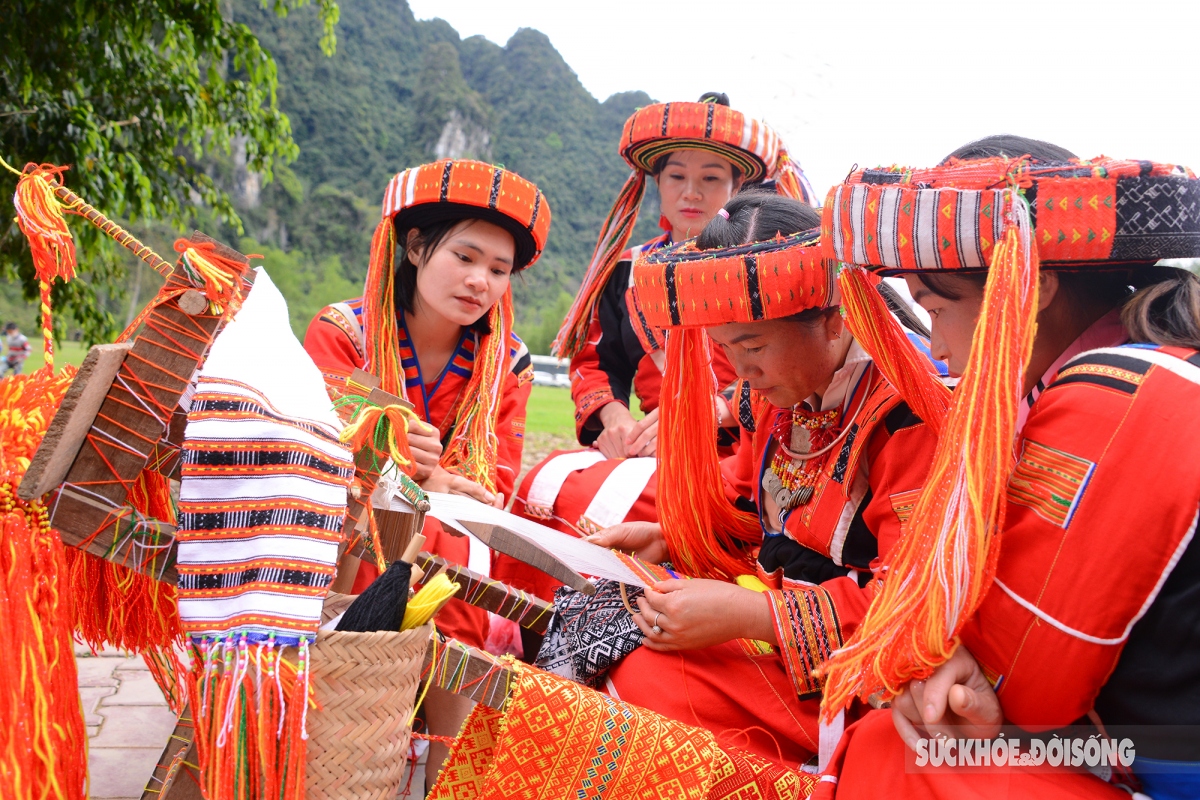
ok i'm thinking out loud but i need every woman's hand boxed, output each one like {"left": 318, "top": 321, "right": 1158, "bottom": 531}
{"left": 585, "top": 521, "right": 667, "bottom": 563}
{"left": 406, "top": 419, "right": 443, "bottom": 482}
{"left": 595, "top": 403, "right": 637, "bottom": 459}
{"left": 632, "top": 579, "right": 776, "bottom": 652}
{"left": 891, "top": 645, "right": 1004, "bottom": 751}
{"left": 421, "top": 465, "right": 497, "bottom": 506}
{"left": 625, "top": 407, "right": 659, "bottom": 457}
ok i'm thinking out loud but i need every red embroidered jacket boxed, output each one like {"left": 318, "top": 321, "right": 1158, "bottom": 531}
{"left": 720, "top": 363, "right": 939, "bottom": 697}
{"left": 962, "top": 344, "right": 1200, "bottom": 740}
{"left": 569, "top": 234, "right": 738, "bottom": 443}
{"left": 303, "top": 298, "right": 533, "bottom": 503}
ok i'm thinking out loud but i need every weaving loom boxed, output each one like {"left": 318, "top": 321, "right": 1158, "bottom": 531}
{"left": 18, "top": 232, "right": 255, "bottom": 583}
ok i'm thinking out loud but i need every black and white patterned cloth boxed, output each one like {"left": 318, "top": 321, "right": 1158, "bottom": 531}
{"left": 535, "top": 580, "right": 646, "bottom": 688}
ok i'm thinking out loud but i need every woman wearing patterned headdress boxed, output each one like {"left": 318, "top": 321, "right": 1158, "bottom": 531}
{"left": 536, "top": 192, "right": 940, "bottom": 767}
{"left": 494, "top": 93, "right": 817, "bottom": 613}
{"left": 304, "top": 160, "right": 549, "bottom": 784}
{"left": 811, "top": 136, "right": 1200, "bottom": 799}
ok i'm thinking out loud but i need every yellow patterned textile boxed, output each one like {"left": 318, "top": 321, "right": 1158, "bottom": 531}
{"left": 428, "top": 666, "right": 818, "bottom": 800}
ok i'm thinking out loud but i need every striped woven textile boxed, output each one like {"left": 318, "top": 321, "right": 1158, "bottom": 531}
{"left": 176, "top": 269, "right": 354, "bottom": 645}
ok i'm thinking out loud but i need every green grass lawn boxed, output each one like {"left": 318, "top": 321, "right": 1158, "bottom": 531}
{"left": 13, "top": 338, "right": 89, "bottom": 373}
{"left": 526, "top": 384, "right": 575, "bottom": 437}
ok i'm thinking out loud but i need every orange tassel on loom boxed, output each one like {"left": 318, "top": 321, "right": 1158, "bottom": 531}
{"left": 821, "top": 193, "right": 1040, "bottom": 718}
{"left": 838, "top": 269, "right": 953, "bottom": 436}
{"left": 0, "top": 366, "right": 89, "bottom": 800}
{"left": 13, "top": 164, "right": 77, "bottom": 285}
{"left": 656, "top": 328, "right": 760, "bottom": 581}
{"left": 13, "top": 164, "right": 81, "bottom": 372}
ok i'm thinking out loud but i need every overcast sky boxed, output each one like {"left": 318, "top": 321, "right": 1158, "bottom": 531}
{"left": 407, "top": 0, "right": 1200, "bottom": 199}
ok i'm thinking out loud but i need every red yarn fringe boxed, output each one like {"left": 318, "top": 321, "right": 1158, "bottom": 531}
{"left": 0, "top": 510, "right": 88, "bottom": 800}
{"left": 656, "top": 328, "right": 760, "bottom": 580}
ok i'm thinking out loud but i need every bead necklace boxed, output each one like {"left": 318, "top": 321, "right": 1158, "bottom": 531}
{"left": 760, "top": 381, "right": 869, "bottom": 517}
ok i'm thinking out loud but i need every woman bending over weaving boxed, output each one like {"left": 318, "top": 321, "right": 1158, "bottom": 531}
{"left": 813, "top": 136, "right": 1200, "bottom": 800}
{"left": 544, "top": 192, "right": 941, "bottom": 768}
{"left": 495, "top": 93, "right": 817, "bottom": 617}
{"left": 303, "top": 159, "right": 550, "bottom": 786}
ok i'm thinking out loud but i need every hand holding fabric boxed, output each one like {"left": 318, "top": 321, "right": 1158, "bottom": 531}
{"left": 624, "top": 407, "right": 659, "bottom": 457}
{"left": 585, "top": 521, "right": 667, "bottom": 563}
{"left": 632, "top": 579, "right": 776, "bottom": 652}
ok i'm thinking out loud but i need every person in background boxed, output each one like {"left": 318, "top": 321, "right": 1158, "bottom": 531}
{"left": 4, "top": 322, "right": 30, "bottom": 376}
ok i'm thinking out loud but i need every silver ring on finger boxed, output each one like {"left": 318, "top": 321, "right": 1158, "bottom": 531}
{"left": 651, "top": 612, "right": 664, "bottom": 636}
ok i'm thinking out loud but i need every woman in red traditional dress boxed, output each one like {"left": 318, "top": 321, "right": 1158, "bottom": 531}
{"left": 303, "top": 158, "right": 550, "bottom": 785}
{"left": 537, "top": 192, "right": 940, "bottom": 769}
{"left": 495, "top": 93, "right": 817, "bottom": 613}
{"left": 813, "top": 136, "right": 1200, "bottom": 800}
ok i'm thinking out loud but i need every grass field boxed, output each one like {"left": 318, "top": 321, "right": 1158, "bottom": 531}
{"left": 11, "top": 338, "right": 89, "bottom": 374}
{"left": 526, "top": 384, "right": 575, "bottom": 437}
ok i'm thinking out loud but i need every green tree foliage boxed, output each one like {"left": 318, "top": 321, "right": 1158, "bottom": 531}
{"left": 222, "top": 1, "right": 663, "bottom": 338}
{"left": 0, "top": 0, "right": 338, "bottom": 341}
{"left": 522, "top": 291, "right": 576, "bottom": 356}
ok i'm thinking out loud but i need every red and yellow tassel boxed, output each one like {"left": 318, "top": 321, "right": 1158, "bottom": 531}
{"left": 821, "top": 193, "right": 1040, "bottom": 718}
{"left": 838, "top": 269, "right": 953, "bottom": 437}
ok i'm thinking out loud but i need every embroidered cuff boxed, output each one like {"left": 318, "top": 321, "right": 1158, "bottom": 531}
{"left": 766, "top": 587, "right": 844, "bottom": 697}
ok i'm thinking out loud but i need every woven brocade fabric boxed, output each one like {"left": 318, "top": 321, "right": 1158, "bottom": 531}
{"left": 429, "top": 667, "right": 818, "bottom": 799}
{"left": 535, "top": 580, "right": 646, "bottom": 687}
{"left": 177, "top": 270, "right": 354, "bottom": 645}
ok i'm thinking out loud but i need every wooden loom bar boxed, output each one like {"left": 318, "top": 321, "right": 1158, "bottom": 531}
{"left": 422, "top": 634, "right": 515, "bottom": 710}
{"left": 20, "top": 232, "right": 253, "bottom": 583}
{"left": 414, "top": 551, "right": 554, "bottom": 634}
{"left": 51, "top": 180, "right": 174, "bottom": 276}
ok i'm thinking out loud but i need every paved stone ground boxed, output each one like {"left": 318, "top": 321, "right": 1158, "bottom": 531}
{"left": 77, "top": 648, "right": 432, "bottom": 798}
{"left": 75, "top": 646, "right": 178, "bottom": 799}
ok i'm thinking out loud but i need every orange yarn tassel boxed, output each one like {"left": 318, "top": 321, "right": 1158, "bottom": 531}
{"left": 363, "top": 217, "right": 403, "bottom": 397}
{"left": 189, "top": 638, "right": 310, "bottom": 800}
{"left": 174, "top": 239, "right": 252, "bottom": 318}
{"left": 0, "top": 509, "right": 88, "bottom": 800}
{"left": 657, "top": 328, "right": 760, "bottom": 581}
{"left": 13, "top": 164, "right": 77, "bottom": 285}
{"left": 821, "top": 193, "right": 1039, "bottom": 718}
{"left": 553, "top": 170, "right": 647, "bottom": 358}
{"left": 441, "top": 291, "right": 514, "bottom": 492}
{"left": 838, "top": 268, "right": 953, "bottom": 436}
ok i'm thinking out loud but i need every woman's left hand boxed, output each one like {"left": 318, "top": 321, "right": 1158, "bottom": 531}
{"left": 632, "top": 579, "right": 776, "bottom": 652}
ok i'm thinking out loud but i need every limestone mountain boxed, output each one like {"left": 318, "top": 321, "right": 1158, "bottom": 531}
{"left": 220, "top": 0, "right": 662, "bottom": 346}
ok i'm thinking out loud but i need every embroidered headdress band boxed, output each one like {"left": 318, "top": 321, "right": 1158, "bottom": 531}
{"left": 632, "top": 229, "right": 836, "bottom": 329}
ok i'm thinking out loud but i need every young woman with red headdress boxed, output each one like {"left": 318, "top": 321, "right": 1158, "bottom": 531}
{"left": 811, "top": 136, "right": 1200, "bottom": 799}
{"left": 494, "top": 93, "right": 818, "bottom": 616}
{"left": 303, "top": 159, "right": 550, "bottom": 784}
{"left": 531, "top": 191, "right": 941, "bottom": 769}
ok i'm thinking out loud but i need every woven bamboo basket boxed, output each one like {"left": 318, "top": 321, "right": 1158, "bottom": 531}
{"left": 303, "top": 620, "right": 433, "bottom": 799}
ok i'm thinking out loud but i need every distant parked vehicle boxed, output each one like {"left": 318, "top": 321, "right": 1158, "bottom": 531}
{"left": 532, "top": 370, "right": 556, "bottom": 386}
{"left": 553, "top": 372, "right": 571, "bottom": 388}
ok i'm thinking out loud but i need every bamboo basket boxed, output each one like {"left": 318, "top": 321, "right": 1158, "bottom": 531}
{"left": 303, "top": 620, "right": 433, "bottom": 798}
